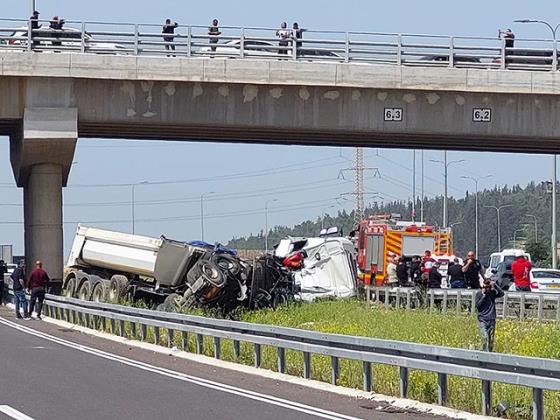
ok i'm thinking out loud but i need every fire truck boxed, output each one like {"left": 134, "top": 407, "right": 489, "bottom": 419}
{"left": 356, "top": 214, "right": 453, "bottom": 286}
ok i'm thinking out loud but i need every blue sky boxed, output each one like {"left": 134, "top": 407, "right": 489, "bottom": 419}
{"left": 1, "top": 0, "right": 559, "bottom": 255}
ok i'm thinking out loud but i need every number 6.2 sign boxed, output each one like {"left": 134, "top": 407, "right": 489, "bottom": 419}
{"left": 473, "top": 108, "right": 492, "bottom": 122}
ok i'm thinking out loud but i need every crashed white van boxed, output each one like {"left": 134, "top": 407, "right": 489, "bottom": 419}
{"left": 275, "top": 234, "right": 358, "bottom": 301}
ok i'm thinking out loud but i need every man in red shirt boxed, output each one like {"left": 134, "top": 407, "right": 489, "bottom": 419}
{"left": 27, "top": 260, "right": 50, "bottom": 320}
{"left": 511, "top": 252, "right": 532, "bottom": 292}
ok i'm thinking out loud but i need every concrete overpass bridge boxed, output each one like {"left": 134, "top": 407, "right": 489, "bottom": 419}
{"left": 1, "top": 46, "right": 560, "bottom": 283}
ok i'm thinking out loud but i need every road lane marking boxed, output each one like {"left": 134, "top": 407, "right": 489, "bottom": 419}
{"left": 0, "top": 317, "right": 362, "bottom": 420}
{"left": 0, "top": 406, "right": 34, "bottom": 420}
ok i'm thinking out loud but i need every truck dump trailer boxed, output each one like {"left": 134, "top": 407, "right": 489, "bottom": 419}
{"left": 64, "top": 225, "right": 245, "bottom": 310}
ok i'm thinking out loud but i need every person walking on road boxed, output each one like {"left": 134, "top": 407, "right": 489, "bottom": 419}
{"left": 448, "top": 258, "right": 466, "bottom": 288}
{"left": 208, "top": 19, "right": 221, "bottom": 52}
{"left": 475, "top": 279, "right": 504, "bottom": 352}
{"left": 276, "top": 22, "right": 290, "bottom": 55}
{"left": 0, "top": 260, "right": 7, "bottom": 305}
{"left": 28, "top": 260, "right": 50, "bottom": 320}
{"left": 511, "top": 251, "right": 532, "bottom": 292}
{"left": 462, "top": 251, "right": 484, "bottom": 289}
{"left": 162, "top": 19, "right": 179, "bottom": 56}
{"left": 11, "top": 260, "right": 29, "bottom": 320}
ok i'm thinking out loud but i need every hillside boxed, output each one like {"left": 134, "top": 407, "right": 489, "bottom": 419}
{"left": 227, "top": 182, "right": 553, "bottom": 264}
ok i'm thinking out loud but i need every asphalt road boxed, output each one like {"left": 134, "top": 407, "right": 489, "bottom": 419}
{"left": 0, "top": 309, "right": 448, "bottom": 420}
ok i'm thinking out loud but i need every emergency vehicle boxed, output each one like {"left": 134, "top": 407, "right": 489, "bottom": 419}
{"left": 356, "top": 214, "right": 453, "bottom": 286}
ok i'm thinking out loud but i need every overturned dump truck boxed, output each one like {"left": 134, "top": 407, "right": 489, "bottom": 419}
{"left": 64, "top": 225, "right": 248, "bottom": 313}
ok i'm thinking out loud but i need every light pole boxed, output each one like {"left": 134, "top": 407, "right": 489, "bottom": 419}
{"left": 430, "top": 151, "right": 465, "bottom": 228}
{"left": 526, "top": 214, "right": 538, "bottom": 242}
{"left": 264, "top": 199, "right": 278, "bottom": 253}
{"left": 513, "top": 227, "right": 528, "bottom": 249}
{"left": 412, "top": 150, "right": 416, "bottom": 222}
{"left": 321, "top": 205, "right": 336, "bottom": 229}
{"left": 200, "top": 192, "right": 215, "bottom": 242}
{"left": 31, "top": 0, "right": 36, "bottom": 14}
{"left": 484, "top": 204, "right": 513, "bottom": 252}
{"left": 421, "top": 150, "right": 425, "bottom": 222}
{"left": 131, "top": 181, "right": 148, "bottom": 235}
{"left": 462, "top": 175, "right": 492, "bottom": 257}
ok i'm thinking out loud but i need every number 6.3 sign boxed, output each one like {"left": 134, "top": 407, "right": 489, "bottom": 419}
{"left": 384, "top": 108, "right": 403, "bottom": 122}
{"left": 473, "top": 108, "right": 492, "bottom": 122}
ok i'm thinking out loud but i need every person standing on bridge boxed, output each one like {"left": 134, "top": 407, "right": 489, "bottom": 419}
{"left": 476, "top": 279, "right": 504, "bottom": 352}
{"left": 208, "top": 19, "right": 221, "bottom": 52}
{"left": 292, "top": 22, "right": 303, "bottom": 56}
{"left": 162, "top": 19, "right": 179, "bottom": 57}
{"left": 11, "top": 260, "right": 29, "bottom": 320}
{"left": 276, "top": 22, "right": 291, "bottom": 55}
{"left": 29, "top": 10, "right": 42, "bottom": 49}
{"left": 49, "top": 16, "right": 65, "bottom": 48}
{"left": 28, "top": 260, "right": 50, "bottom": 320}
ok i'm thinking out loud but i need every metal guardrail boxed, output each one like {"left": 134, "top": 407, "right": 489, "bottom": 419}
{"left": 17, "top": 292, "right": 557, "bottom": 419}
{"left": 0, "top": 17, "right": 558, "bottom": 71}
{"left": 365, "top": 286, "right": 560, "bottom": 322}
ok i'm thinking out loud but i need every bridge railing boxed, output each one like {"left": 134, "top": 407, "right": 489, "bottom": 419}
{"left": 365, "top": 286, "right": 560, "bottom": 322}
{"left": 0, "top": 17, "right": 558, "bottom": 71}
{"left": 15, "top": 292, "right": 557, "bottom": 418}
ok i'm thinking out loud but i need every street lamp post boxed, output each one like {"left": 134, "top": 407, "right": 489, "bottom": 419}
{"left": 462, "top": 175, "right": 492, "bottom": 257}
{"left": 526, "top": 214, "right": 539, "bottom": 242}
{"left": 264, "top": 199, "right": 278, "bottom": 253}
{"left": 200, "top": 192, "right": 215, "bottom": 242}
{"left": 430, "top": 151, "right": 465, "bottom": 228}
{"left": 421, "top": 150, "right": 425, "bottom": 222}
{"left": 484, "top": 204, "right": 514, "bottom": 252}
{"left": 513, "top": 227, "right": 528, "bottom": 249}
{"left": 131, "top": 181, "right": 148, "bottom": 235}
{"left": 515, "top": 19, "right": 559, "bottom": 267}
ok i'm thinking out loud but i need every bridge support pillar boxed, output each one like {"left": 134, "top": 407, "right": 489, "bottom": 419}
{"left": 10, "top": 108, "right": 78, "bottom": 289}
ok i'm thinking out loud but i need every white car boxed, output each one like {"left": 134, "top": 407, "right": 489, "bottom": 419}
{"left": 506, "top": 268, "right": 560, "bottom": 293}
{"left": 199, "top": 39, "right": 341, "bottom": 59}
{"left": 2, "top": 27, "right": 126, "bottom": 54}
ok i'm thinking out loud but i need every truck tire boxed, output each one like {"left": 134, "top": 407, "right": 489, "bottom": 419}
{"left": 109, "top": 275, "right": 128, "bottom": 302}
{"left": 78, "top": 280, "right": 92, "bottom": 301}
{"left": 212, "top": 254, "right": 241, "bottom": 276}
{"left": 157, "top": 293, "right": 182, "bottom": 312}
{"left": 91, "top": 281, "right": 109, "bottom": 303}
{"left": 64, "top": 277, "right": 77, "bottom": 298}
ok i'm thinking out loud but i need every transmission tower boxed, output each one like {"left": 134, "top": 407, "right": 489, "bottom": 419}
{"left": 339, "top": 147, "right": 380, "bottom": 226}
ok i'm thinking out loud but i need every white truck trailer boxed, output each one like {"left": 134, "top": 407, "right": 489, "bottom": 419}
{"left": 64, "top": 225, "right": 242, "bottom": 308}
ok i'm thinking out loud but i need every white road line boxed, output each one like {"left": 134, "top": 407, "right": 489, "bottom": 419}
{"left": 0, "top": 317, "right": 362, "bottom": 420}
{"left": 0, "top": 405, "right": 34, "bottom": 420}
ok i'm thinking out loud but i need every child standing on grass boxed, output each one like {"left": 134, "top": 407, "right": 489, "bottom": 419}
{"left": 475, "top": 279, "right": 504, "bottom": 352}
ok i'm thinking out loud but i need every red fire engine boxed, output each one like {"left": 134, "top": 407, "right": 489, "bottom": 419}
{"left": 356, "top": 215, "right": 453, "bottom": 286}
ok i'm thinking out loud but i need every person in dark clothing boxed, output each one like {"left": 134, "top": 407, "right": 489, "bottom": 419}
{"left": 475, "top": 280, "right": 504, "bottom": 352}
{"left": 29, "top": 10, "right": 41, "bottom": 48}
{"left": 28, "top": 260, "right": 50, "bottom": 320}
{"left": 292, "top": 22, "right": 303, "bottom": 55}
{"left": 448, "top": 258, "right": 466, "bottom": 288}
{"left": 11, "top": 260, "right": 29, "bottom": 319}
{"left": 162, "top": 19, "right": 179, "bottom": 56}
{"left": 208, "top": 19, "right": 221, "bottom": 52}
{"left": 49, "top": 16, "right": 65, "bottom": 48}
{"left": 0, "top": 260, "right": 7, "bottom": 305}
{"left": 396, "top": 258, "right": 409, "bottom": 286}
{"left": 428, "top": 263, "right": 442, "bottom": 288}
{"left": 410, "top": 256, "right": 422, "bottom": 285}
{"left": 462, "top": 251, "right": 484, "bottom": 289}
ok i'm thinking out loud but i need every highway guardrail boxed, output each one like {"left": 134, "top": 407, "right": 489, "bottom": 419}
{"left": 365, "top": 286, "right": 560, "bottom": 322}
{"left": 0, "top": 17, "right": 558, "bottom": 71}
{"left": 22, "top": 292, "right": 560, "bottom": 419}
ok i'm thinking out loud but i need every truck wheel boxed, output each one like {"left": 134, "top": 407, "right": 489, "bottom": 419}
{"left": 212, "top": 254, "right": 241, "bottom": 276}
{"left": 157, "top": 293, "right": 182, "bottom": 312}
{"left": 64, "top": 277, "right": 77, "bottom": 298}
{"left": 91, "top": 282, "right": 109, "bottom": 303}
{"left": 78, "top": 280, "right": 92, "bottom": 301}
{"left": 109, "top": 275, "right": 128, "bottom": 302}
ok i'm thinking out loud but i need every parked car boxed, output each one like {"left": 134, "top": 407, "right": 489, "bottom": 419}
{"left": 419, "top": 55, "right": 481, "bottom": 64}
{"left": 2, "top": 27, "right": 126, "bottom": 53}
{"left": 199, "top": 39, "right": 341, "bottom": 59}
{"left": 485, "top": 249, "right": 531, "bottom": 278}
{"left": 490, "top": 261, "right": 514, "bottom": 290}
{"left": 528, "top": 269, "right": 560, "bottom": 293}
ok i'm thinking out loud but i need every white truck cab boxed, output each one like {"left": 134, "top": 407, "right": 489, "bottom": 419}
{"left": 485, "top": 249, "right": 531, "bottom": 278}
